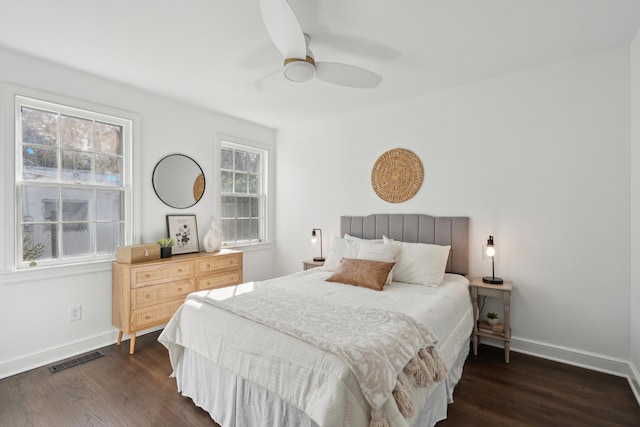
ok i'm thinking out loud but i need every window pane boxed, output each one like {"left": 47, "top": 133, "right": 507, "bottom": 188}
{"left": 60, "top": 115, "right": 92, "bottom": 151}
{"left": 21, "top": 107, "right": 57, "bottom": 146}
{"left": 97, "top": 222, "right": 123, "bottom": 254}
{"left": 250, "top": 197, "right": 259, "bottom": 217}
{"left": 61, "top": 150, "right": 92, "bottom": 183}
{"left": 238, "top": 219, "right": 250, "bottom": 241}
{"left": 22, "top": 224, "right": 57, "bottom": 261}
{"left": 248, "top": 174, "right": 258, "bottom": 194}
{"left": 97, "top": 190, "right": 123, "bottom": 221}
{"left": 22, "top": 146, "right": 58, "bottom": 181}
{"left": 62, "top": 222, "right": 93, "bottom": 256}
{"left": 22, "top": 186, "right": 59, "bottom": 222}
{"left": 251, "top": 219, "right": 259, "bottom": 241}
{"left": 234, "top": 172, "right": 247, "bottom": 194}
{"left": 235, "top": 150, "right": 247, "bottom": 172}
{"left": 221, "top": 171, "right": 233, "bottom": 193}
{"left": 95, "top": 122, "right": 122, "bottom": 155}
{"left": 248, "top": 152, "right": 259, "bottom": 174}
{"left": 221, "top": 219, "right": 235, "bottom": 242}
{"left": 221, "top": 148, "right": 233, "bottom": 169}
{"left": 238, "top": 196, "right": 250, "bottom": 217}
{"left": 95, "top": 154, "right": 122, "bottom": 186}
{"left": 62, "top": 188, "right": 93, "bottom": 225}
{"left": 221, "top": 195, "right": 235, "bottom": 217}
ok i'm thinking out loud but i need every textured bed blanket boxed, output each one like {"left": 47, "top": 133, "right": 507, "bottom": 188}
{"left": 188, "top": 287, "right": 446, "bottom": 426}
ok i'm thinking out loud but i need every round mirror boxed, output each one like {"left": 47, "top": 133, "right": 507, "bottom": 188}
{"left": 152, "top": 154, "right": 205, "bottom": 209}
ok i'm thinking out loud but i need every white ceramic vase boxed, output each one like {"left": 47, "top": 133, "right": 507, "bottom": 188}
{"left": 203, "top": 220, "right": 222, "bottom": 253}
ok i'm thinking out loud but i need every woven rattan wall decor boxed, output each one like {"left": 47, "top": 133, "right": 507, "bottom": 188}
{"left": 371, "top": 148, "right": 423, "bottom": 203}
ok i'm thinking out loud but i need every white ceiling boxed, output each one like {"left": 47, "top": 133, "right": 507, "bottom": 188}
{"left": 1, "top": 0, "right": 640, "bottom": 129}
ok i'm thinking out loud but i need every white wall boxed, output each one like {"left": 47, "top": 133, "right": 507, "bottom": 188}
{"left": 630, "top": 29, "right": 640, "bottom": 398}
{"left": 276, "top": 48, "right": 632, "bottom": 372}
{"left": 0, "top": 46, "right": 276, "bottom": 378}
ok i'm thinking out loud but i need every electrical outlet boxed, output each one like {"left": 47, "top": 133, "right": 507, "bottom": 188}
{"left": 69, "top": 305, "right": 82, "bottom": 321}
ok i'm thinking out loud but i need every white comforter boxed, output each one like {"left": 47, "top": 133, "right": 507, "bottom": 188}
{"left": 159, "top": 269, "right": 472, "bottom": 427}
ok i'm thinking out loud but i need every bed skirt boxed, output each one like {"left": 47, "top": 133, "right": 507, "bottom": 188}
{"left": 173, "top": 339, "right": 469, "bottom": 427}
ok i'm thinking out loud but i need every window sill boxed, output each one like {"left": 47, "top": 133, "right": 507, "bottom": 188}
{"left": 222, "top": 241, "right": 272, "bottom": 253}
{"left": 0, "top": 260, "right": 113, "bottom": 286}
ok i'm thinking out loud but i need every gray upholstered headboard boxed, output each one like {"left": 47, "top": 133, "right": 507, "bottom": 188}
{"left": 340, "top": 214, "right": 469, "bottom": 275}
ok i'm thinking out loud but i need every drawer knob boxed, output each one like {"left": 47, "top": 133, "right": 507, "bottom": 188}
{"left": 145, "top": 273, "right": 151, "bottom": 278}
{"left": 145, "top": 294, "right": 151, "bottom": 299}
{"left": 178, "top": 287, "right": 182, "bottom": 292}
{"left": 178, "top": 269, "right": 183, "bottom": 273}
{"left": 145, "top": 315, "right": 151, "bottom": 319}
{"left": 206, "top": 263, "right": 211, "bottom": 268}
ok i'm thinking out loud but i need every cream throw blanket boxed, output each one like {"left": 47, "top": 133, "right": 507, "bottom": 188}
{"left": 192, "top": 287, "right": 447, "bottom": 426}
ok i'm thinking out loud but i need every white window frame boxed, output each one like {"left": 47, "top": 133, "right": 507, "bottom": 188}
{"left": 218, "top": 136, "right": 271, "bottom": 248}
{"left": 0, "top": 85, "right": 140, "bottom": 281}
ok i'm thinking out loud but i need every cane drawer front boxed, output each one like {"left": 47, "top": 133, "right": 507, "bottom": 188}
{"left": 196, "top": 270, "right": 243, "bottom": 291}
{"left": 131, "top": 261, "right": 193, "bottom": 288}
{"left": 196, "top": 252, "right": 242, "bottom": 275}
{"left": 131, "top": 299, "right": 185, "bottom": 331}
{"left": 131, "top": 279, "right": 192, "bottom": 310}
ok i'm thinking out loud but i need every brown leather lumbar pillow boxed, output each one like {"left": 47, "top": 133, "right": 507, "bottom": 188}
{"left": 326, "top": 258, "right": 395, "bottom": 291}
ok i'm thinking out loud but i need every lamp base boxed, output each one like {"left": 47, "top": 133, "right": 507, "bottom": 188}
{"left": 313, "top": 257, "right": 325, "bottom": 262}
{"left": 482, "top": 276, "right": 504, "bottom": 285}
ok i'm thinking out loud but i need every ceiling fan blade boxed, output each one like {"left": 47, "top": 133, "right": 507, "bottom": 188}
{"left": 259, "top": 0, "right": 307, "bottom": 59}
{"left": 315, "top": 62, "right": 382, "bottom": 89}
{"left": 240, "top": 70, "right": 285, "bottom": 95}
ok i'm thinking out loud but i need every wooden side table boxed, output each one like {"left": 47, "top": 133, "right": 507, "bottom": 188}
{"left": 302, "top": 259, "right": 325, "bottom": 270}
{"left": 469, "top": 277, "right": 513, "bottom": 363}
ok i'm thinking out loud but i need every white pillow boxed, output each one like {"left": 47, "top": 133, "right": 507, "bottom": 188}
{"left": 356, "top": 241, "right": 398, "bottom": 285}
{"left": 344, "top": 233, "right": 383, "bottom": 243}
{"left": 324, "top": 237, "right": 361, "bottom": 271}
{"left": 383, "top": 236, "right": 450, "bottom": 287}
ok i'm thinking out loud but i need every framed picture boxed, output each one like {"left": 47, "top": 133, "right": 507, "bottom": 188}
{"left": 166, "top": 214, "right": 200, "bottom": 255}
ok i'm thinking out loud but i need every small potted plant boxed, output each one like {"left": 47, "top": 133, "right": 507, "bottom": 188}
{"left": 486, "top": 312, "right": 499, "bottom": 325}
{"left": 157, "top": 238, "right": 175, "bottom": 258}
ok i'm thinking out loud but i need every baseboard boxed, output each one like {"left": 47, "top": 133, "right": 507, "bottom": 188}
{"left": 479, "top": 335, "right": 632, "bottom": 376}
{"left": 630, "top": 361, "right": 640, "bottom": 405}
{"left": 0, "top": 327, "right": 162, "bottom": 380}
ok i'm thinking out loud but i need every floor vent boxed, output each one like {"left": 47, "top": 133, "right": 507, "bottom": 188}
{"left": 48, "top": 351, "right": 104, "bottom": 373}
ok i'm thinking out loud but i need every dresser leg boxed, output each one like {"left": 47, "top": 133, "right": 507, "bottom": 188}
{"left": 129, "top": 333, "right": 136, "bottom": 355}
{"left": 117, "top": 330, "right": 123, "bottom": 346}
{"left": 505, "top": 341, "right": 510, "bottom": 363}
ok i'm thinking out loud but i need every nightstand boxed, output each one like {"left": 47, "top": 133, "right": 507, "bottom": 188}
{"left": 469, "top": 277, "right": 513, "bottom": 363}
{"left": 302, "top": 259, "right": 325, "bottom": 270}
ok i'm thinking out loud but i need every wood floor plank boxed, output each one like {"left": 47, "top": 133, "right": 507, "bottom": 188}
{"left": 1, "top": 331, "right": 638, "bottom": 426}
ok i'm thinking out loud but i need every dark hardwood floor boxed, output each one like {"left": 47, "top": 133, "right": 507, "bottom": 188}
{"left": 1, "top": 331, "right": 638, "bottom": 426}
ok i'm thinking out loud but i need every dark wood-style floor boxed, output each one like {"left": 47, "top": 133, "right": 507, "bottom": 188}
{"left": 1, "top": 331, "right": 639, "bottom": 427}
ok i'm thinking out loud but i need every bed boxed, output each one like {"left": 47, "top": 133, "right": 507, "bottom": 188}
{"left": 159, "top": 214, "right": 473, "bottom": 427}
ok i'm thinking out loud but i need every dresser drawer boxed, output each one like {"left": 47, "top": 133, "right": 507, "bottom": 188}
{"left": 196, "top": 253, "right": 242, "bottom": 275}
{"left": 131, "top": 299, "right": 184, "bottom": 331}
{"left": 131, "top": 261, "right": 193, "bottom": 288}
{"left": 196, "top": 270, "right": 242, "bottom": 291}
{"left": 131, "top": 279, "right": 192, "bottom": 310}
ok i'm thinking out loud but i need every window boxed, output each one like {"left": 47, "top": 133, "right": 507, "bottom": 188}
{"left": 16, "top": 95, "right": 132, "bottom": 268}
{"left": 220, "top": 140, "right": 267, "bottom": 246}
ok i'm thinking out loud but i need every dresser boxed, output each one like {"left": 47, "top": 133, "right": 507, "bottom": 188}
{"left": 112, "top": 249, "right": 242, "bottom": 354}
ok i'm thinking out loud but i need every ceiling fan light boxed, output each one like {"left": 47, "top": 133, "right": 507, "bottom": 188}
{"left": 283, "top": 59, "right": 316, "bottom": 83}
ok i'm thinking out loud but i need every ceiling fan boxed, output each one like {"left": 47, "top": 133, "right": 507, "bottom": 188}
{"left": 247, "top": 0, "right": 383, "bottom": 93}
